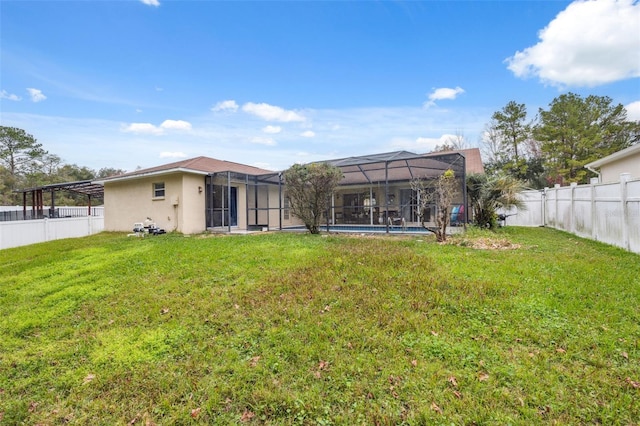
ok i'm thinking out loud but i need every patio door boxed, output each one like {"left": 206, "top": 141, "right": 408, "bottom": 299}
{"left": 207, "top": 184, "right": 237, "bottom": 227}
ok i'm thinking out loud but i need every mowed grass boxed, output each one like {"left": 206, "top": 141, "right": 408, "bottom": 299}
{"left": 0, "top": 228, "right": 639, "bottom": 425}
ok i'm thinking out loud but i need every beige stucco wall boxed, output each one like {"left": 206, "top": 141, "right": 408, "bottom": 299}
{"left": 180, "top": 174, "right": 207, "bottom": 234}
{"left": 104, "top": 172, "right": 207, "bottom": 234}
{"left": 599, "top": 151, "right": 640, "bottom": 182}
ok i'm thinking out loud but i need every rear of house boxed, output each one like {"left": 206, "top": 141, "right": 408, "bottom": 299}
{"left": 98, "top": 149, "right": 483, "bottom": 234}
{"left": 98, "top": 157, "right": 294, "bottom": 234}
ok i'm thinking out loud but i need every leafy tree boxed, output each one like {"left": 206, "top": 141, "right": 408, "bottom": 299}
{"left": 283, "top": 162, "right": 343, "bottom": 234}
{"left": 492, "top": 101, "right": 529, "bottom": 163}
{"left": 482, "top": 101, "right": 538, "bottom": 183}
{"left": 0, "top": 126, "right": 47, "bottom": 182}
{"left": 484, "top": 156, "right": 546, "bottom": 189}
{"left": 535, "top": 93, "right": 637, "bottom": 184}
{"left": 0, "top": 126, "right": 48, "bottom": 204}
{"left": 467, "top": 173, "right": 526, "bottom": 229}
{"left": 0, "top": 165, "right": 13, "bottom": 205}
{"left": 411, "top": 169, "right": 458, "bottom": 242}
{"left": 97, "top": 167, "right": 126, "bottom": 178}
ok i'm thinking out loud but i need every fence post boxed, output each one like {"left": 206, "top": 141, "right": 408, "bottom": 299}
{"left": 542, "top": 188, "right": 548, "bottom": 227}
{"left": 590, "top": 178, "right": 598, "bottom": 242}
{"left": 570, "top": 182, "right": 577, "bottom": 234}
{"left": 621, "top": 173, "right": 631, "bottom": 251}
{"left": 553, "top": 183, "right": 562, "bottom": 229}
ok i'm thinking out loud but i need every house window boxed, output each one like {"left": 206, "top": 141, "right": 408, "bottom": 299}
{"left": 284, "top": 196, "right": 290, "bottom": 220}
{"left": 153, "top": 182, "right": 165, "bottom": 198}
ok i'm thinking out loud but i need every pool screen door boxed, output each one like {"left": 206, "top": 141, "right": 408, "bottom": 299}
{"left": 207, "top": 184, "right": 237, "bottom": 227}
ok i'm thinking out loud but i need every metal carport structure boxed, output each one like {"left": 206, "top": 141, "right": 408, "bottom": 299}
{"left": 13, "top": 180, "right": 104, "bottom": 220}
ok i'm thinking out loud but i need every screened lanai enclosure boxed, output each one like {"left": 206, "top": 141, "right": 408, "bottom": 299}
{"left": 205, "top": 151, "right": 468, "bottom": 233}
{"left": 205, "top": 170, "right": 284, "bottom": 231}
{"left": 326, "top": 151, "right": 467, "bottom": 228}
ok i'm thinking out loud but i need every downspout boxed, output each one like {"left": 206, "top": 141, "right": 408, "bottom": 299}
{"left": 585, "top": 164, "right": 601, "bottom": 183}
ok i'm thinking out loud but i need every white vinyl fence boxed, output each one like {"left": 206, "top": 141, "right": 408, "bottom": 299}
{"left": 506, "top": 175, "right": 640, "bottom": 254}
{"left": 0, "top": 213, "right": 104, "bottom": 250}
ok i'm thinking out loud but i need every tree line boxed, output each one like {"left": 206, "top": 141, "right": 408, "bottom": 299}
{"left": 0, "top": 126, "right": 125, "bottom": 206}
{"left": 482, "top": 93, "right": 639, "bottom": 189}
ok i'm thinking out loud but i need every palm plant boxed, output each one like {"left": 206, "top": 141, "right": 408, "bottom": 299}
{"left": 467, "top": 173, "right": 526, "bottom": 229}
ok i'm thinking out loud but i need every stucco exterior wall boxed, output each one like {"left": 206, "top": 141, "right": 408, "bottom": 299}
{"left": 599, "top": 151, "right": 640, "bottom": 182}
{"left": 180, "top": 174, "right": 207, "bottom": 234}
{"left": 104, "top": 172, "right": 207, "bottom": 234}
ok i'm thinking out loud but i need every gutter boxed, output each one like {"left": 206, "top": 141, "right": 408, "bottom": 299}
{"left": 584, "top": 164, "right": 601, "bottom": 183}
{"left": 93, "top": 167, "right": 210, "bottom": 185}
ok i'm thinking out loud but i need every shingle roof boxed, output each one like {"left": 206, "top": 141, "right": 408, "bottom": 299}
{"left": 101, "top": 156, "right": 274, "bottom": 181}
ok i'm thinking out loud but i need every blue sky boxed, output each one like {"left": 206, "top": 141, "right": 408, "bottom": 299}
{"left": 1, "top": 0, "right": 639, "bottom": 173}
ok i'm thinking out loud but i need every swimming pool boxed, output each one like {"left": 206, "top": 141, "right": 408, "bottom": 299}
{"left": 282, "top": 224, "right": 433, "bottom": 234}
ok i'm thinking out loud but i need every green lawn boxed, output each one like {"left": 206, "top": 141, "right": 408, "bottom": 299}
{"left": 1, "top": 228, "right": 639, "bottom": 425}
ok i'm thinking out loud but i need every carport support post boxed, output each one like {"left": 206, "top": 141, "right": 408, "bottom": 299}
{"left": 385, "top": 160, "right": 389, "bottom": 233}
{"left": 462, "top": 154, "right": 468, "bottom": 226}
{"left": 50, "top": 188, "right": 55, "bottom": 218}
{"left": 22, "top": 192, "right": 27, "bottom": 220}
{"left": 227, "top": 171, "right": 232, "bottom": 233}
{"left": 278, "top": 173, "right": 283, "bottom": 230}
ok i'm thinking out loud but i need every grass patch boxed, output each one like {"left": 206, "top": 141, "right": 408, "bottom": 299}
{"left": 1, "top": 228, "right": 639, "bottom": 424}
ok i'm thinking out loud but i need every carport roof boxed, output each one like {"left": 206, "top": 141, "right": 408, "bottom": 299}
{"left": 14, "top": 180, "right": 105, "bottom": 197}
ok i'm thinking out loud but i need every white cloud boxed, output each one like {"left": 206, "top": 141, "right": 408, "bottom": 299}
{"left": 250, "top": 136, "right": 277, "bottom": 146}
{"left": 121, "top": 122, "right": 164, "bottom": 135}
{"left": 506, "top": 0, "right": 640, "bottom": 87}
{"left": 424, "top": 87, "right": 465, "bottom": 108}
{"left": 121, "top": 119, "right": 191, "bottom": 135}
{"left": 140, "top": 0, "right": 160, "bottom": 6}
{"left": 262, "top": 125, "right": 282, "bottom": 134}
{"left": 27, "top": 88, "right": 46, "bottom": 102}
{"left": 159, "top": 151, "right": 187, "bottom": 159}
{"left": 300, "top": 130, "right": 316, "bottom": 138}
{"left": 212, "top": 99, "right": 239, "bottom": 113}
{"left": 242, "top": 102, "right": 305, "bottom": 122}
{"left": 160, "top": 119, "right": 192, "bottom": 131}
{"left": 0, "top": 90, "right": 21, "bottom": 101}
{"left": 626, "top": 101, "right": 640, "bottom": 121}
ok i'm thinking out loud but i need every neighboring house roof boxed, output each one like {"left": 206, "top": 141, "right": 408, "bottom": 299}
{"left": 96, "top": 156, "right": 275, "bottom": 183}
{"left": 584, "top": 143, "right": 640, "bottom": 169}
{"left": 423, "top": 148, "right": 484, "bottom": 175}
